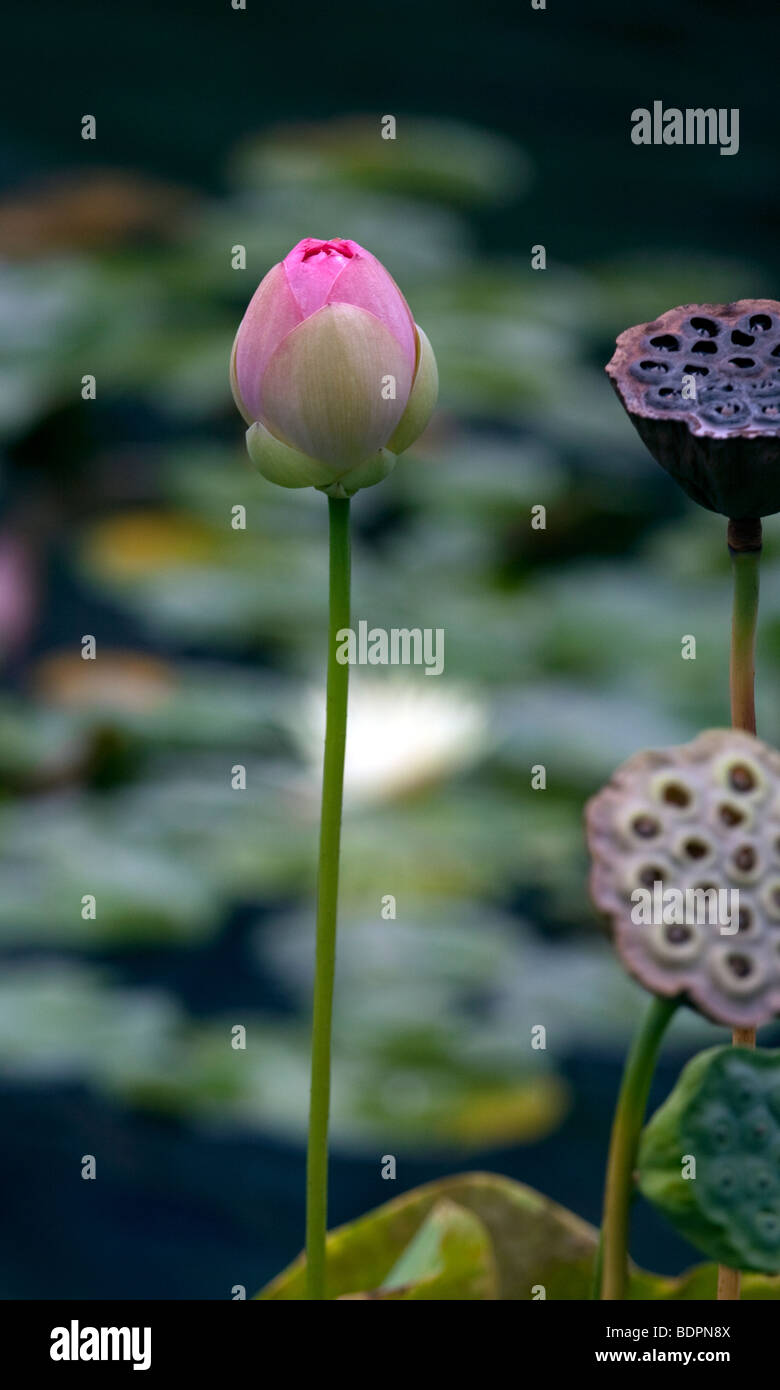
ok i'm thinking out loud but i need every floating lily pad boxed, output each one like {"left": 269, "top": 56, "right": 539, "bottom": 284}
{"left": 230, "top": 116, "right": 530, "bottom": 207}
{"left": 341, "top": 1200, "right": 497, "bottom": 1300}
{"left": 259, "top": 1173, "right": 596, "bottom": 1300}
{"left": 258, "top": 1171, "right": 780, "bottom": 1300}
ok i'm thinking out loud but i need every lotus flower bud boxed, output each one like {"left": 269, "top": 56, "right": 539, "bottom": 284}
{"left": 230, "top": 238, "right": 438, "bottom": 496}
{"left": 606, "top": 299, "right": 780, "bottom": 518}
{"left": 586, "top": 729, "right": 780, "bottom": 1029}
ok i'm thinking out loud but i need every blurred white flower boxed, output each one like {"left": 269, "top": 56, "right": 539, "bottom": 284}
{"left": 298, "top": 676, "right": 489, "bottom": 804}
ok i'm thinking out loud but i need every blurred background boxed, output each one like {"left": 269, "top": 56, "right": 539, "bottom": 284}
{"left": 2, "top": 0, "right": 780, "bottom": 1296}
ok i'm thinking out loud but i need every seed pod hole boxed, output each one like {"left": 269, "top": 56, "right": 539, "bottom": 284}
{"left": 692, "top": 339, "right": 718, "bottom": 355}
{"left": 690, "top": 316, "right": 720, "bottom": 337}
{"left": 755, "top": 1211, "right": 780, "bottom": 1243}
{"left": 714, "top": 947, "right": 764, "bottom": 997}
{"left": 711, "top": 1117, "right": 735, "bottom": 1150}
{"left": 732, "top": 330, "right": 755, "bottom": 347}
{"left": 712, "top": 1165, "right": 739, "bottom": 1198}
{"left": 750, "top": 315, "right": 773, "bottom": 333}
{"left": 649, "top": 334, "right": 680, "bottom": 352}
{"left": 649, "top": 919, "right": 704, "bottom": 965}
{"left": 761, "top": 879, "right": 780, "bottom": 920}
{"left": 684, "top": 836, "right": 709, "bottom": 860}
{"left": 646, "top": 386, "right": 686, "bottom": 410}
{"left": 729, "top": 763, "right": 756, "bottom": 791}
{"left": 718, "top": 802, "right": 745, "bottom": 827}
{"left": 728, "top": 1066, "right": 762, "bottom": 1108}
{"left": 661, "top": 780, "right": 691, "bottom": 808}
{"left": 746, "top": 378, "right": 780, "bottom": 393}
{"left": 702, "top": 400, "right": 747, "bottom": 422}
{"left": 632, "top": 814, "right": 660, "bottom": 838}
{"left": 729, "top": 841, "right": 762, "bottom": 883}
{"left": 744, "top": 1112, "right": 771, "bottom": 1147}
{"left": 747, "top": 1168, "right": 775, "bottom": 1198}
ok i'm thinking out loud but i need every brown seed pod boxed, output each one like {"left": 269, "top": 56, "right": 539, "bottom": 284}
{"left": 606, "top": 300, "right": 780, "bottom": 518}
{"left": 586, "top": 729, "right": 780, "bottom": 1028}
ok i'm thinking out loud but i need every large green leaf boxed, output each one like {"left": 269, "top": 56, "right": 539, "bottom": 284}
{"left": 339, "top": 1200, "right": 497, "bottom": 1300}
{"left": 259, "top": 1173, "right": 596, "bottom": 1300}
{"left": 258, "top": 1171, "right": 780, "bottom": 1300}
{"left": 633, "top": 1264, "right": 780, "bottom": 1301}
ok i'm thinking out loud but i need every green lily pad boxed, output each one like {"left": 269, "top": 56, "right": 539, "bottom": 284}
{"left": 340, "top": 1200, "right": 497, "bottom": 1300}
{"left": 634, "top": 1263, "right": 780, "bottom": 1301}
{"left": 230, "top": 116, "right": 529, "bottom": 207}
{"left": 639, "top": 1046, "right": 780, "bottom": 1273}
{"left": 258, "top": 1171, "right": 780, "bottom": 1301}
{"left": 259, "top": 1173, "right": 596, "bottom": 1300}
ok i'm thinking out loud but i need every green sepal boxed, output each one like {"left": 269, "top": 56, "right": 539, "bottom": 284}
{"left": 245, "top": 421, "right": 337, "bottom": 489}
{"left": 317, "top": 449, "right": 397, "bottom": 498}
{"left": 387, "top": 323, "right": 438, "bottom": 455}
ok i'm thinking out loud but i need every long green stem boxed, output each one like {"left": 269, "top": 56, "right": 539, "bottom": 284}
{"left": 305, "top": 496, "right": 351, "bottom": 1300}
{"left": 719, "top": 518, "right": 762, "bottom": 1299}
{"left": 600, "top": 996, "right": 677, "bottom": 1300}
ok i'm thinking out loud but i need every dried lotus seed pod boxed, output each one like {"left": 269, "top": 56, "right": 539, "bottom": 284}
{"left": 586, "top": 729, "right": 780, "bottom": 1029}
{"left": 606, "top": 300, "right": 780, "bottom": 518}
{"left": 638, "top": 1045, "right": 780, "bottom": 1272}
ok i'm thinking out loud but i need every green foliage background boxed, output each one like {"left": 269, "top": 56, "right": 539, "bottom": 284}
{"left": 3, "top": 0, "right": 780, "bottom": 1295}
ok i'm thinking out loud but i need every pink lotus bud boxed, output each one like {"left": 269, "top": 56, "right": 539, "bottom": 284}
{"left": 230, "top": 238, "right": 437, "bottom": 495}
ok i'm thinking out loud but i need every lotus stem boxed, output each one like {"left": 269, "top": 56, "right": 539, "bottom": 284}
{"left": 718, "top": 516, "right": 762, "bottom": 1299}
{"left": 728, "top": 517, "right": 761, "bottom": 739}
{"left": 600, "top": 996, "right": 678, "bottom": 1300}
{"left": 305, "top": 495, "right": 351, "bottom": 1300}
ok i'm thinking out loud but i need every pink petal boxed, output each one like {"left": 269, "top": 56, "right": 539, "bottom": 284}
{"left": 327, "top": 249, "right": 417, "bottom": 374}
{"left": 282, "top": 239, "right": 417, "bottom": 373}
{"left": 260, "top": 303, "right": 412, "bottom": 467}
{"left": 282, "top": 238, "right": 361, "bottom": 318}
{"left": 233, "top": 261, "right": 303, "bottom": 422}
